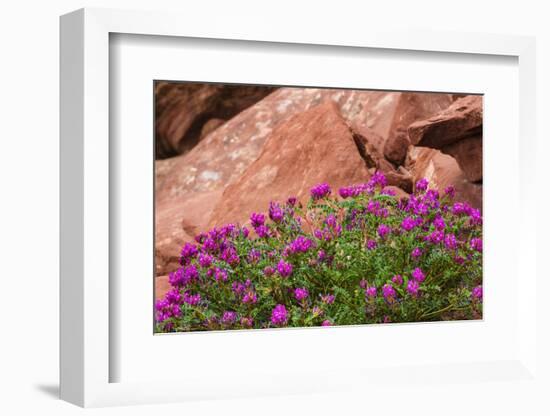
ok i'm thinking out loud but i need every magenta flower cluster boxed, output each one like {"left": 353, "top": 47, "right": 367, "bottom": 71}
{"left": 294, "top": 287, "right": 309, "bottom": 301}
{"left": 310, "top": 183, "right": 331, "bottom": 200}
{"left": 271, "top": 304, "right": 288, "bottom": 326}
{"left": 156, "top": 172, "right": 483, "bottom": 333}
{"left": 286, "top": 235, "right": 314, "bottom": 254}
{"left": 277, "top": 259, "right": 293, "bottom": 278}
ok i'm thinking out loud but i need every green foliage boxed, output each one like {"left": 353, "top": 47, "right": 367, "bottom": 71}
{"left": 156, "top": 180, "right": 483, "bottom": 333}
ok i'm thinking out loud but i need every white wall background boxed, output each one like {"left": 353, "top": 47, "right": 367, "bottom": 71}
{"left": 0, "top": 1, "right": 547, "bottom": 414}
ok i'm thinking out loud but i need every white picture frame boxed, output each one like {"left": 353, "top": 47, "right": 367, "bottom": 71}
{"left": 60, "top": 7, "right": 542, "bottom": 409}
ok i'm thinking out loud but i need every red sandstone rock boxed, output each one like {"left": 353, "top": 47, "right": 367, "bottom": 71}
{"left": 407, "top": 95, "right": 483, "bottom": 183}
{"left": 155, "top": 202, "right": 192, "bottom": 276}
{"left": 405, "top": 146, "right": 482, "bottom": 209}
{"left": 155, "top": 82, "right": 276, "bottom": 159}
{"left": 408, "top": 95, "right": 483, "bottom": 148}
{"left": 441, "top": 135, "right": 482, "bottom": 182}
{"left": 155, "top": 189, "right": 223, "bottom": 275}
{"left": 155, "top": 157, "right": 180, "bottom": 194}
{"left": 383, "top": 93, "right": 454, "bottom": 165}
{"left": 155, "top": 275, "right": 170, "bottom": 301}
{"left": 155, "top": 88, "right": 404, "bottom": 204}
{"left": 207, "top": 102, "right": 371, "bottom": 228}
{"left": 199, "top": 118, "right": 226, "bottom": 141}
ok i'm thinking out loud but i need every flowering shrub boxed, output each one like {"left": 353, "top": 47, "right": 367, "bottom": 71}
{"left": 156, "top": 172, "right": 483, "bottom": 332}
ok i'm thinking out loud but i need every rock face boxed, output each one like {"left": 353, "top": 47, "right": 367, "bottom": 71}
{"left": 207, "top": 102, "right": 371, "bottom": 227}
{"left": 155, "top": 88, "right": 405, "bottom": 204}
{"left": 405, "top": 147, "right": 482, "bottom": 209}
{"left": 155, "top": 157, "right": 180, "bottom": 194}
{"left": 155, "top": 275, "right": 170, "bottom": 301}
{"left": 155, "top": 189, "right": 223, "bottom": 276}
{"left": 155, "top": 203, "right": 192, "bottom": 276}
{"left": 156, "top": 89, "right": 452, "bottom": 205}
{"left": 440, "top": 135, "right": 482, "bottom": 182}
{"left": 155, "top": 82, "right": 277, "bottom": 159}
{"left": 408, "top": 96, "right": 483, "bottom": 182}
{"left": 408, "top": 95, "right": 482, "bottom": 148}
{"left": 383, "top": 93, "right": 454, "bottom": 166}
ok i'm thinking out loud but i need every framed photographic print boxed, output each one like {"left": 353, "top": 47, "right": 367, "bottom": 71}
{"left": 60, "top": 7, "right": 543, "bottom": 410}
{"left": 153, "top": 82, "right": 483, "bottom": 334}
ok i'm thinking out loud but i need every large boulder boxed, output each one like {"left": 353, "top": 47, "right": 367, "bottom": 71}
{"left": 155, "top": 157, "right": 180, "bottom": 194}
{"left": 155, "top": 88, "right": 404, "bottom": 204}
{"left": 440, "top": 135, "right": 482, "bottom": 182}
{"left": 155, "top": 82, "right": 277, "bottom": 159}
{"left": 155, "top": 202, "right": 192, "bottom": 276}
{"left": 207, "top": 101, "right": 371, "bottom": 228}
{"left": 408, "top": 95, "right": 482, "bottom": 148}
{"left": 155, "top": 189, "right": 223, "bottom": 276}
{"left": 155, "top": 158, "right": 223, "bottom": 276}
{"left": 155, "top": 275, "right": 170, "bottom": 301}
{"left": 408, "top": 95, "right": 483, "bottom": 182}
{"left": 405, "top": 146, "right": 482, "bottom": 209}
{"left": 383, "top": 93, "right": 454, "bottom": 166}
